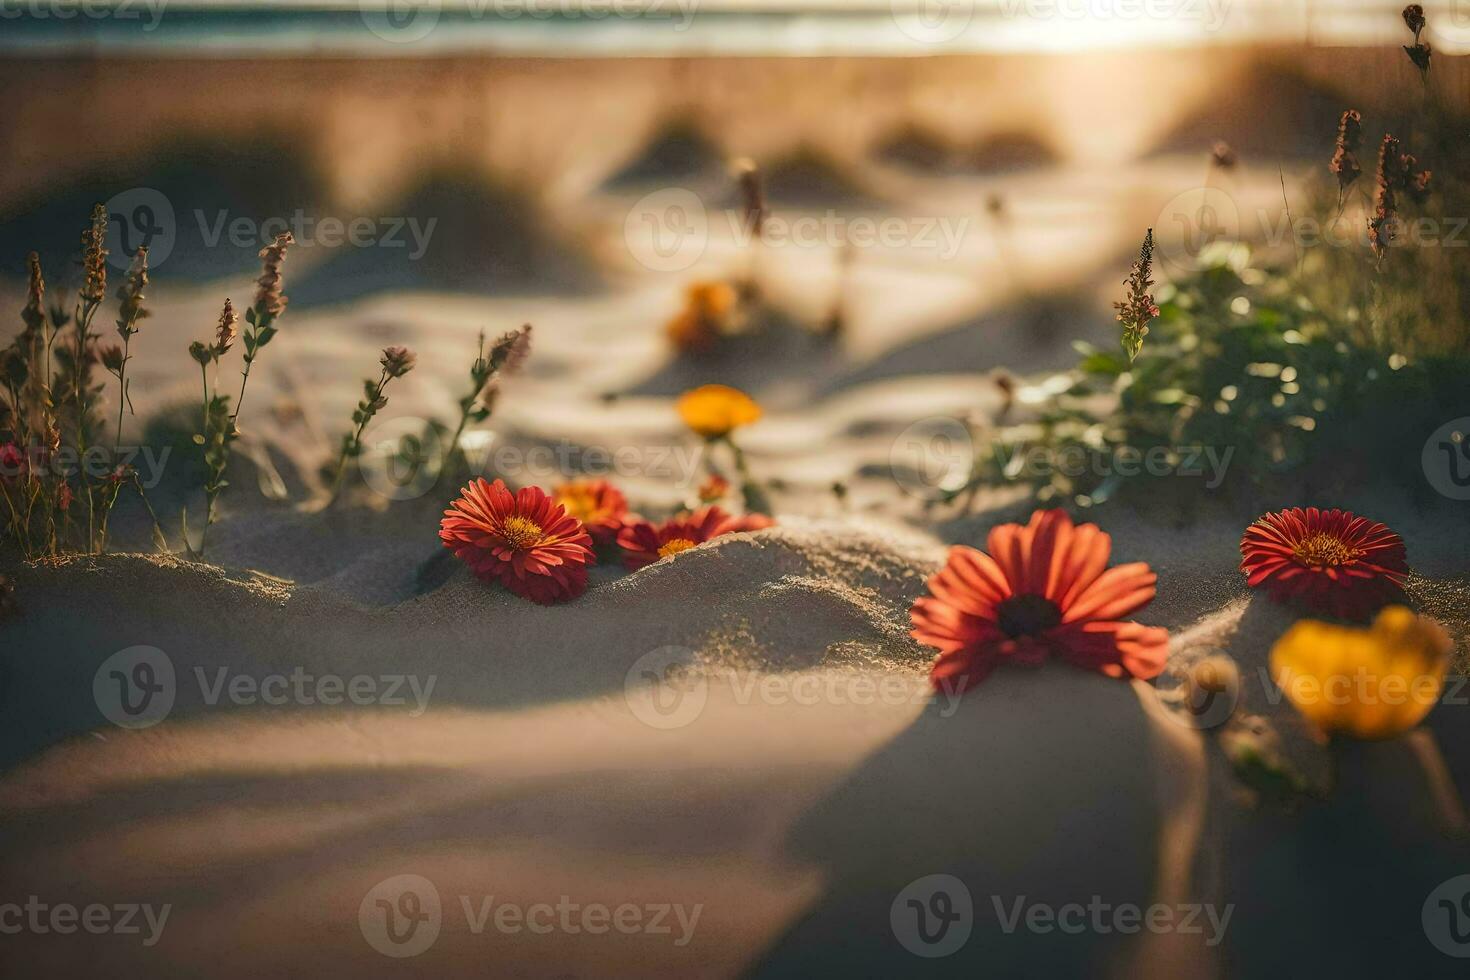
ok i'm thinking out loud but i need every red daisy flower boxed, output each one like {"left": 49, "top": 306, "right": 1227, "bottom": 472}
{"left": 713, "top": 512, "right": 775, "bottom": 535}
{"left": 910, "top": 508, "right": 1168, "bottom": 691}
{"left": 552, "top": 478, "right": 631, "bottom": 548}
{"left": 618, "top": 506, "right": 732, "bottom": 570}
{"left": 439, "top": 478, "right": 594, "bottom": 604}
{"left": 0, "top": 443, "right": 24, "bottom": 482}
{"left": 1239, "top": 507, "right": 1408, "bottom": 619}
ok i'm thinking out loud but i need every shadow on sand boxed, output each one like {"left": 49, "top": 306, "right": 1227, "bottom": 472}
{"left": 749, "top": 666, "right": 1189, "bottom": 977}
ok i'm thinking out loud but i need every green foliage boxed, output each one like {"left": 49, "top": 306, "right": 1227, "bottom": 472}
{"left": 973, "top": 243, "right": 1467, "bottom": 508}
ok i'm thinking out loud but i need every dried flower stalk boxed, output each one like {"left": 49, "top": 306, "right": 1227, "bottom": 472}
{"left": 1114, "top": 229, "right": 1160, "bottom": 362}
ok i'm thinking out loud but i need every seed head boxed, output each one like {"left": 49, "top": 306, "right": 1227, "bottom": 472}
{"left": 1403, "top": 4, "right": 1425, "bottom": 35}
{"left": 488, "top": 324, "right": 533, "bottom": 375}
{"left": 253, "top": 232, "right": 296, "bottom": 321}
{"left": 214, "top": 298, "right": 239, "bottom": 357}
{"left": 116, "top": 246, "right": 150, "bottom": 338}
{"left": 380, "top": 345, "right": 417, "bottom": 379}
{"left": 1114, "top": 229, "right": 1159, "bottom": 362}
{"left": 22, "top": 252, "right": 45, "bottom": 336}
{"left": 1329, "top": 109, "right": 1363, "bottom": 193}
{"left": 79, "top": 204, "right": 109, "bottom": 307}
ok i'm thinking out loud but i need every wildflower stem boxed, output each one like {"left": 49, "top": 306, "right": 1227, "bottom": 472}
{"left": 112, "top": 333, "right": 132, "bottom": 455}
{"left": 327, "top": 369, "right": 391, "bottom": 503}
{"left": 723, "top": 436, "right": 770, "bottom": 514}
{"left": 231, "top": 359, "right": 254, "bottom": 426}
{"left": 131, "top": 474, "right": 169, "bottom": 552}
{"left": 74, "top": 297, "right": 99, "bottom": 553}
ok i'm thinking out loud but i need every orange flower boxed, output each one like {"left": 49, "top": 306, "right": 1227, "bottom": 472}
{"left": 697, "top": 473, "right": 730, "bottom": 503}
{"left": 911, "top": 509, "right": 1168, "bottom": 690}
{"left": 439, "top": 479, "right": 594, "bottom": 604}
{"left": 552, "top": 478, "right": 631, "bottom": 548}
{"left": 666, "top": 281, "right": 737, "bottom": 354}
{"left": 617, "top": 506, "right": 772, "bottom": 570}
{"left": 677, "top": 384, "right": 761, "bottom": 440}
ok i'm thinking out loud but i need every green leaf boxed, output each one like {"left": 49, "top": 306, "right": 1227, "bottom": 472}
{"left": 1080, "top": 352, "right": 1126, "bottom": 375}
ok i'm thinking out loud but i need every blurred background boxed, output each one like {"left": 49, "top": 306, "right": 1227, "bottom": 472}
{"left": 0, "top": 0, "right": 1462, "bottom": 510}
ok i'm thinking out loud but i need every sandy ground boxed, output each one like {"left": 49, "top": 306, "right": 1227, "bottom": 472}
{"left": 2, "top": 42, "right": 1470, "bottom": 979}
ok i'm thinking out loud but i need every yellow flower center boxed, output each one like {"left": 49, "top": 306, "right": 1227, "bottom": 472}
{"left": 658, "top": 537, "right": 698, "bottom": 558}
{"left": 1292, "top": 532, "right": 1363, "bottom": 568}
{"left": 500, "top": 515, "right": 545, "bottom": 551}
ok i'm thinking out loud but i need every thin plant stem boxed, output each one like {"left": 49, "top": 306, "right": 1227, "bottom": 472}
{"left": 131, "top": 475, "right": 169, "bottom": 552}
{"left": 74, "top": 299, "right": 98, "bottom": 552}
{"left": 231, "top": 360, "right": 253, "bottom": 426}
{"left": 327, "top": 369, "right": 389, "bottom": 503}
{"left": 113, "top": 333, "right": 132, "bottom": 455}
